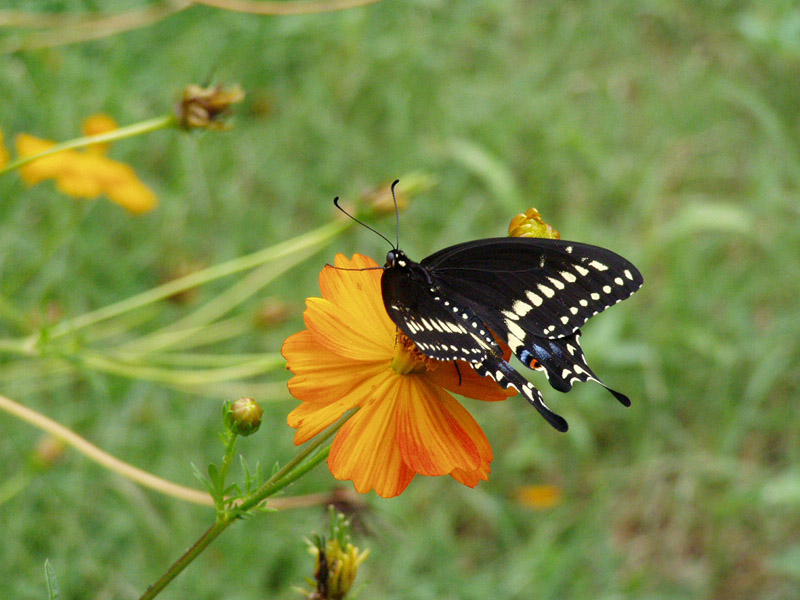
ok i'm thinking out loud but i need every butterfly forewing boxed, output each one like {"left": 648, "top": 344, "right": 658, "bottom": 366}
{"left": 380, "top": 264, "right": 502, "bottom": 362}
{"left": 422, "top": 237, "right": 643, "bottom": 340}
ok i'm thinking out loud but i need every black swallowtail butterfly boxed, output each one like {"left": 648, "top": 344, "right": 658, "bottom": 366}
{"left": 335, "top": 182, "right": 643, "bottom": 432}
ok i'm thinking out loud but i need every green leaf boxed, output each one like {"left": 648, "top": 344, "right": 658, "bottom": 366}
{"left": 44, "top": 559, "right": 59, "bottom": 600}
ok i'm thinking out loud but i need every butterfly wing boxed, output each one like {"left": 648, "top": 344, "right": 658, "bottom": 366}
{"left": 381, "top": 264, "right": 569, "bottom": 431}
{"left": 422, "top": 237, "right": 643, "bottom": 339}
{"left": 517, "top": 330, "right": 632, "bottom": 406}
{"left": 423, "top": 237, "right": 641, "bottom": 406}
{"left": 380, "top": 264, "right": 500, "bottom": 362}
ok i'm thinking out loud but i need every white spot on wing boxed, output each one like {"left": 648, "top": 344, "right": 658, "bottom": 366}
{"left": 506, "top": 319, "right": 526, "bottom": 343}
{"left": 526, "top": 291, "right": 543, "bottom": 306}
{"left": 537, "top": 284, "right": 555, "bottom": 298}
{"left": 512, "top": 300, "right": 533, "bottom": 317}
{"left": 589, "top": 260, "right": 608, "bottom": 271}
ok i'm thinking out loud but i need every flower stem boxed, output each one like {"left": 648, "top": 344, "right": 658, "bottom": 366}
{"left": 32, "top": 219, "right": 349, "bottom": 345}
{"left": 0, "top": 115, "right": 177, "bottom": 178}
{"left": 215, "top": 431, "right": 239, "bottom": 514}
{"left": 138, "top": 521, "right": 227, "bottom": 600}
{"left": 136, "top": 408, "right": 356, "bottom": 600}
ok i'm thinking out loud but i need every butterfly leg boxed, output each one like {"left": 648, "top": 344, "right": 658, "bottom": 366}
{"left": 473, "top": 358, "right": 569, "bottom": 432}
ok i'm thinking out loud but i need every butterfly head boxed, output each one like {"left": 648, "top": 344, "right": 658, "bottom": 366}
{"left": 385, "top": 248, "right": 409, "bottom": 269}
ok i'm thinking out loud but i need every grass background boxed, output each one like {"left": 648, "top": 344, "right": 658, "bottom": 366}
{"left": 2, "top": 0, "right": 800, "bottom": 598}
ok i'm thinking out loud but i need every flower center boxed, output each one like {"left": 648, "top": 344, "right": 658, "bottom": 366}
{"left": 390, "top": 331, "right": 439, "bottom": 375}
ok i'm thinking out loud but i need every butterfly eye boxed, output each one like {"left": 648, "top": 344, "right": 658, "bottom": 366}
{"left": 385, "top": 250, "right": 397, "bottom": 267}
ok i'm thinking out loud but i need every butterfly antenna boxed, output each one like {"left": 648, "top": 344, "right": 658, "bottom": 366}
{"left": 391, "top": 179, "right": 401, "bottom": 249}
{"left": 333, "top": 196, "right": 395, "bottom": 248}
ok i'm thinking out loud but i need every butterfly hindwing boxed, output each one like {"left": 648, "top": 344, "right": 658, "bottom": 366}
{"left": 471, "top": 355, "right": 568, "bottom": 432}
{"left": 514, "top": 331, "right": 632, "bottom": 406}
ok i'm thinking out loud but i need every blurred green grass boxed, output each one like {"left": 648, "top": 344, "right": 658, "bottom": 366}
{"left": 2, "top": 0, "right": 800, "bottom": 598}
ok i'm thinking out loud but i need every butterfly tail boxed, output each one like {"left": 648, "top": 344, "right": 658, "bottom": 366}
{"left": 473, "top": 357, "right": 569, "bottom": 432}
{"left": 517, "top": 332, "right": 631, "bottom": 407}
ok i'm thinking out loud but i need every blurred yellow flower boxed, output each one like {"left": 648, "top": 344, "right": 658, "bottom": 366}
{"left": 82, "top": 114, "right": 119, "bottom": 154}
{"left": 515, "top": 483, "right": 563, "bottom": 510}
{"left": 14, "top": 114, "right": 157, "bottom": 214}
{"left": 0, "top": 129, "right": 9, "bottom": 168}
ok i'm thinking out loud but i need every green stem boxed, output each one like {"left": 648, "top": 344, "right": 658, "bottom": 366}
{"left": 77, "top": 351, "right": 285, "bottom": 385}
{"left": 236, "top": 408, "right": 355, "bottom": 514}
{"left": 36, "top": 219, "right": 349, "bottom": 345}
{"left": 0, "top": 338, "right": 27, "bottom": 355}
{"left": 137, "top": 408, "right": 356, "bottom": 600}
{"left": 0, "top": 115, "right": 177, "bottom": 177}
{"left": 138, "top": 521, "right": 227, "bottom": 600}
{"left": 118, "top": 247, "right": 316, "bottom": 356}
{"left": 215, "top": 432, "right": 239, "bottom": 514}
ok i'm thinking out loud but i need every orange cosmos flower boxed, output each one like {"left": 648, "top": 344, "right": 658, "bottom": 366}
{"left": 282, "top": 253, "right": 515, "bottom": 498}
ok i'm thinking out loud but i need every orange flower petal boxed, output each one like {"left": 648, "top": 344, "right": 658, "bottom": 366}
{"left": 288, "top": 397, "right": 354, "bottom": 445}
{"left": 284, "top": 331, "right": 387, "bottom": 404}
{"left": 448, "top": 398, "right": 493, "bottom": 487}
{"left": 290, "top": 368, "right": 394, "bottom": 442}
{"left": 303, "top": 296, "right": 393, "bottom": 362}
{"left": 308, "top": 254, "right": 396, "bottom": 353}
{"left": 394, "top": 377, "right": 490, "bottom": 476}
{"left": 450, "top": 462, "right": 490, "bottom": 487}
{"left": 319, "top": 254, "right": 391, "bottom": 336}
{"left": 328, "top": 383, "right": 416, "bottom": 498}
{"left": 284, "top": 252, "right": 515, "bottom": 496}
{"left": 429, "top": 360, "right": 516, "bottom": 402}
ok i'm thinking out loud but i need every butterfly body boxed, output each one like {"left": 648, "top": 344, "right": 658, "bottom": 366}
{"left": 380, "top": 237, "right": 643, "bottom": 432}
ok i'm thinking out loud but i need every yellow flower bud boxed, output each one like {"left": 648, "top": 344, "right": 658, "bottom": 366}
{"left": 508, "top": 207, "right": 560, "bottom": 239}
{"left": 224, "top": 397, "right": 263, "bottom": 436}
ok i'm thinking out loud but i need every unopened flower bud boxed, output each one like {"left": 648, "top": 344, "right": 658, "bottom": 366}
{"left": 224, "top": 397, "right": 263, "bottom": 436}
{"left": 177, "top": 84, "right": 245, "bottom": 131}
{"left": 303, "top": 509, "right": 369, "bottom": 600}
{"left": 508, "top": 207, "right": 560, "bottom": 239}
{"left": 31, "top": 435, "right": 66, "bottom": 469}
{"left": 364, "top": 173, "right": 435, "bottom": 216}
{"left": 254, "top": 298, "right": 293, "bottom": 327}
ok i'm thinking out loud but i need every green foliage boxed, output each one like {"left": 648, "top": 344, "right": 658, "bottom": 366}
{"left": 44, "top": 559, "right": 59, "bottom": 600}
{"left": 1, "top": 0, "right": 800, "bottom": 599}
